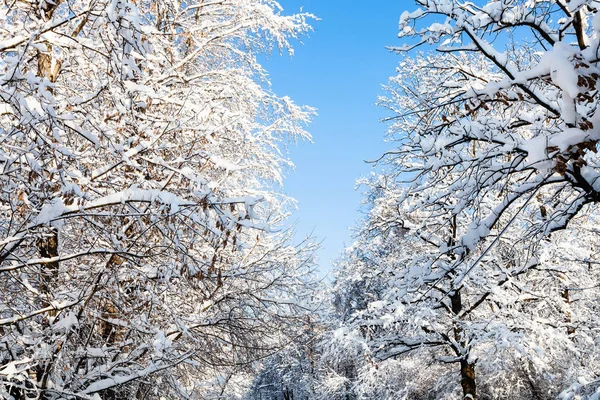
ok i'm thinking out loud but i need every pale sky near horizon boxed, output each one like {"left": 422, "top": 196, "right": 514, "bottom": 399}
{"left": 261, "top": 0, "right": 414, "bottom": 278}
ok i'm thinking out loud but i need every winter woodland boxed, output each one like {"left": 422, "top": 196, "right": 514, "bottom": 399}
{"left": 2, "top": 0, "right": 600, "bottom": 399}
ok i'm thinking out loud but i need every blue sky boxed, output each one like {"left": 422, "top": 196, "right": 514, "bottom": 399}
{"left": 264, "top": 0, "right": 412, "bottom": 278}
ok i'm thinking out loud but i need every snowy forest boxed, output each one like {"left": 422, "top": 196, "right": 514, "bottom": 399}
{"left": 1, "top": 0, "right": 600, "bottom": 399}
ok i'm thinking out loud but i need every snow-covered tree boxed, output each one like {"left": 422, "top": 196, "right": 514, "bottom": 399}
{"left": 0, "top": 1, "right": 320, "bottom": 398}
{"left": 343, "top": 2, "right": 600, "bottom": 397}
{"left": 322, "top": 177, "right": 600, "bottom": 399}
{"left": 382, "top": 0, "right": 600, "bottom": 291}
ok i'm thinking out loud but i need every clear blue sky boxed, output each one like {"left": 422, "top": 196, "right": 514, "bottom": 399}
{"left": 264, "top": 0, "right": 412, "bottom": 278}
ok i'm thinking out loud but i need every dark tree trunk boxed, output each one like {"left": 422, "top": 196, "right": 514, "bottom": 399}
{"left": 460, "top": 359, "right": 477, "bottom": 399}
{"left": 38, "top": 229, "right": 59, "bottom": 302}
{"left": 450, "top": 289, "right": 477, "bottom": 399}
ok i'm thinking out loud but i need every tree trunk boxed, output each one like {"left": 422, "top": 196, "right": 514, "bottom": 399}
{"left": 460, "top": 359, "right": 477, "bottom": 399}
{"left": 450, "top": 289, "right": 477, "bottom": 399}
{"left": 34, "top": 9, "right": 62, "bottom": 391}
{"left": 38, "top": 229, "right": 59, "bottom": 305}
